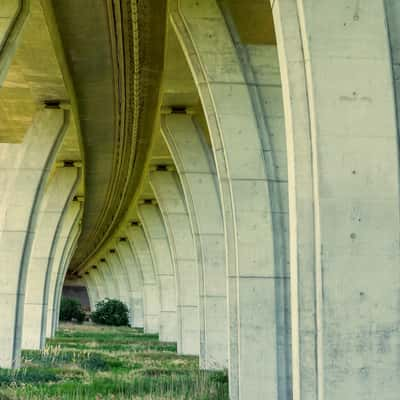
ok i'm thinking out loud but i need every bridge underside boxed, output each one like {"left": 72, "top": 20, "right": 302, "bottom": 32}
{"left": 1, "top": 1, "right": 400, "bottom": 399}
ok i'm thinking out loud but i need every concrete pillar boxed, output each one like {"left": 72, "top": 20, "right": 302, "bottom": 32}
{"left": 272, "top": 1, "right": 400, "bottom": 399}
{"left": 92, "top": 264, "right": 110, "bottom": 300}
{"left": 0, "top": 0, "right": 30, "bottom": 85}
{"left": 117, "top": 240, "right": 145, "bottom": 328}
{"left": 81, "top": 274, "right": 98, "bottom": 310}
{"left": 46, "top": 202, "right": 81, "bottom": 338}
{"left": 107, "top": 250, "right": 132, "bottom": 313}
{"left": 138, "top": 203, "right": 178, "bottom": 342}
{"left": 88, "top": 267, "right": 106, "bottom": 304}
{"left": 149, "top": 170, "right": 199, "bottom": 355}
{"left": 53, "top": 224, "right": 81, "bottom": 332}
{"left": 81, "top": 272, "right": 100, "bottom": 311}
{"left": 170, "top": 2, "right": 290, "bottom": 398}
{"left": 126, "top": 224, "right": 160, "bottom": 334}
{"left": 22, "top": 167, "right": 79, "bottom": 349}
{"left": 98, "top": 258, "right": 119, "bottom": 300}
{"left": 161, "top": 113, "right": 227, "bottom": 369}
{"left": 0, "top": 108, "right": 69, "bottom": 368}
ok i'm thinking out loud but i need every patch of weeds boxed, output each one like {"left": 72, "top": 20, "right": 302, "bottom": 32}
{"left": 3, "top": 324, "right": 229, "bottom": 399}
{"left": 0, "top": 367, "right": 61, "bottom": 385}
{"left": 79, "top": 352, "right": 125, "bottom": 372}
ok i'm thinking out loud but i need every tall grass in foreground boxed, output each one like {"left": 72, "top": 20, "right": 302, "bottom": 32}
{"left": 0, "top": 324, "right": 228, "bottom": 400}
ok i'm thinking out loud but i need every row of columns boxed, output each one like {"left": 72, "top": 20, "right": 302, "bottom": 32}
{"left": 84, "top": 2, "right": 400, "bottom": 400}
{"left": 0, "top": 108, "right": 83, "bottom": 367}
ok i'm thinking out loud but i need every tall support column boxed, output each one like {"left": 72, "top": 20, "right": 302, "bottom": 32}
{"left": 149, "top": 170, "right": 200, "bottom": 355}
{"left": 98, "top": 259, "right": 119, "bottom": 300}
{"left": 127, "top": 225, "right": 160, "bottom": 334}
{"left": 89, "top": 267, "right": 106, "bottom": 304}
{"left": 117, "top": 240, "right": 145, "bottom": 328}
{"left": 81, "top": 274, "right": 98, "bottom": 310}
{"left": 46, "top": 202, "right": 81, "bottom": 338}
{"left": 272, "top": 1, "right": 400, "bottom": 399}
{"left": 93, "top": 263, "right": 110, "bottom": 300}
{"left": 0, "top": 108, "right": 69, "bottom": 368}
{"left": 53, "top": 223, "right": 81, "bottom": 333}
{"left": 22, "top": 167, "right": 79, "bottom": 350}
{"left": 107, "top": 250, "right": 132, "bottom": 314}
{"left": 170, "top": 2, "right": 290, "bottom": 398}
{"left": 138, "top": 203, "right": 178, "bottom": 342}
{"left": 161, "top": 113, "right": 227, "bottom": 369}
{"left": 0, "top": 0, "right": 30, "bottom": 85}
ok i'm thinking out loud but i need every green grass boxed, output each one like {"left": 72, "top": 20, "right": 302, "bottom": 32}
{"left": 0, "top": 323, "right": 229, "bottom": 399}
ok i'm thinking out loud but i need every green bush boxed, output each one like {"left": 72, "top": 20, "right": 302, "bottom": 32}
{"left": 59, "top": 298, "right": 85, "bottom": 323}
{"left": 91, "top": 298, "right": 129, "bottom": 326}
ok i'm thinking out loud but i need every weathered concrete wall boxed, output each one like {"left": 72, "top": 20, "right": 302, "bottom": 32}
{"left": 0, "top": 0, "right": 29, "bottom": 84}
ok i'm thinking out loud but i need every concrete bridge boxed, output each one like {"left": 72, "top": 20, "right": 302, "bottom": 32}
{"left": 1, "top": 0, "right": 400, "bottom": 399}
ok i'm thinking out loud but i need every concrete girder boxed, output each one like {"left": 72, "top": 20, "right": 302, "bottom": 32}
{"left": 46, "top": 201, "right": 81, "bottom": 338}
{"left": 126, "top": 225, "right": 160, "bottom": 334}
{"left": 160, "top": 113, "right": 228, "bottom": 370}
{"left": 22, "top": 166, "right": 80, "bottom": 350}
{"left": 116, "top": 241, "right": 145, "bottom": 328}
{"left": 0, "top": 108, "right": 69, "bottom": 368}
{"left": 137, "top": 203, "right": 178, "bottom": 342}
{"left": 149, "top": 170, "right": 200, "bottom": 356}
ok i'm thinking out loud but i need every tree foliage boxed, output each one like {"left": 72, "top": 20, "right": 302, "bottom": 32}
{"left": 91, "top": 298, "right": 129, "bottom": 326}
{"left": 59, "top": 297, "right": 85, "bottom": 323}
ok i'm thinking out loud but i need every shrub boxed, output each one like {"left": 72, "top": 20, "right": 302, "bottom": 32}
{"left": 59, "top": 298, "right": 85, "bottom": 323}
{"left": 91, "top": 298, "right": 129, "bottom": 326}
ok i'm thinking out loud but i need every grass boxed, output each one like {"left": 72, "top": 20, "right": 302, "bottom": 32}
{"left": 0, "top": 323, "right": 229, "bottom": 399}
